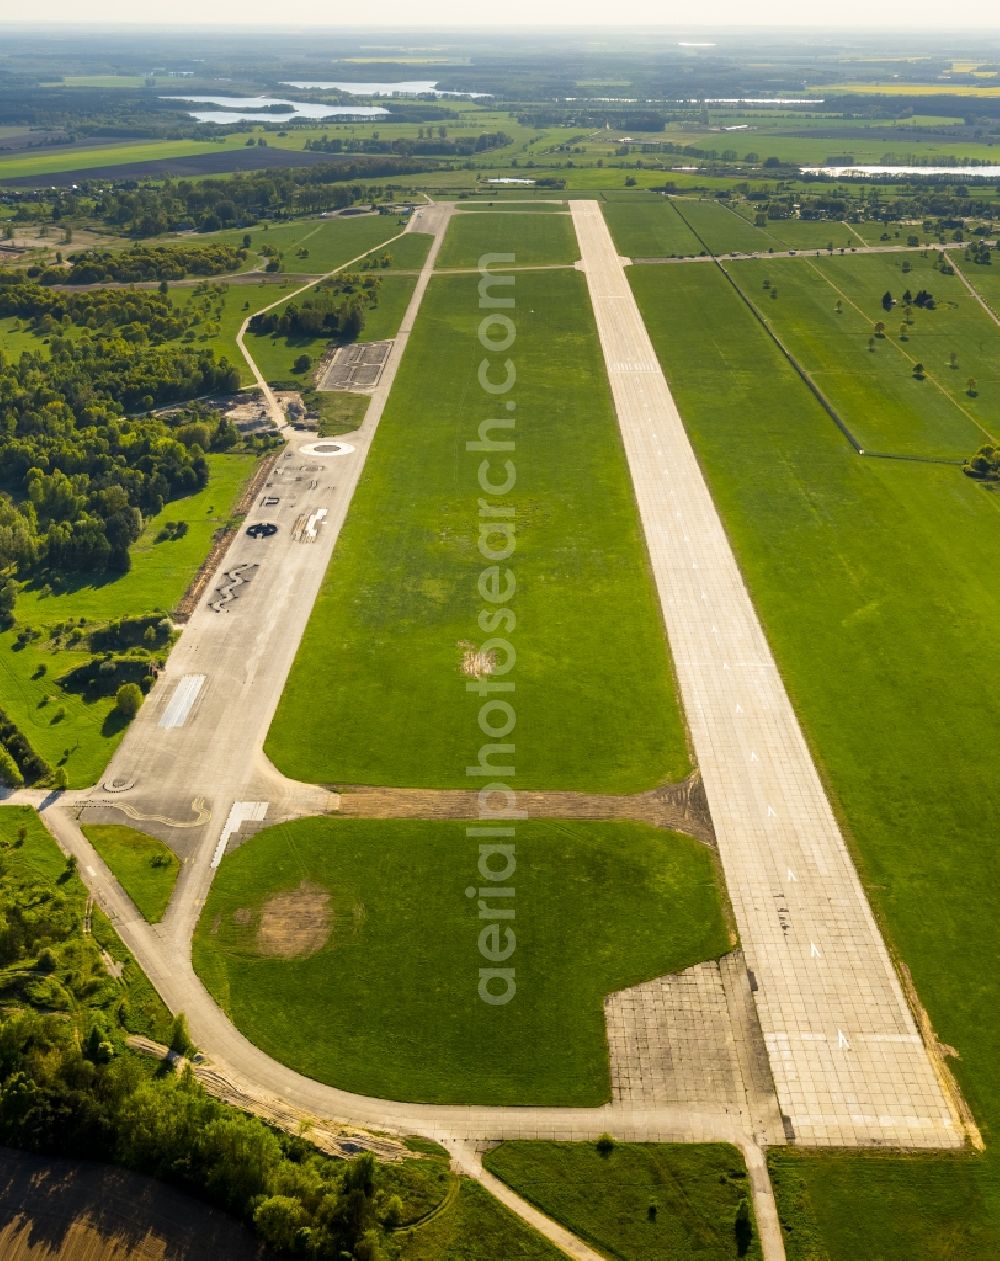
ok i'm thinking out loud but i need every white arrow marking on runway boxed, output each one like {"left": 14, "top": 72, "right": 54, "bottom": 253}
{"left": 724, "top": 662, "right": 731, "bottom": 671}
{"left": 751, "top": 750, "right": 759, "bottom": 762}
{"left": 735, "top": 703, "right": 743, "bottom": 715}
{"left": 787, "top": 867, "right": 797, "bottom": 881}
{"left": 767, "top": 805, "right": 776, "bottom": 817}
{"left": 811, "top": 942, "right": 821, "bottom": 958}
{"left": 838, "top": 1029, "right": 851, "bottom": 1050}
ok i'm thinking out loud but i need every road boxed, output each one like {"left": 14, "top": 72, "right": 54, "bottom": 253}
{"left": 92, "top": 200, "right": 453, "bottom": 953}
{"left": 569, "top": 198, "right": 961, "bottom": 1150}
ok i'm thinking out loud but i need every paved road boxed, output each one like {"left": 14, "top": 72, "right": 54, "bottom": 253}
{"left": 570, "top": 198, "right": 961, "bottom": 1150}
{"left": 94, "top": 202, "right": 453, "bottom": 952}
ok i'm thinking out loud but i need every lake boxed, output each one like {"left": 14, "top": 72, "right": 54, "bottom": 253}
{"left": 283, "top": 80, "right": 491, "bottom": 98}
{"left": 163, "top": 95, "right": 389, "bottom": 124}
{"left": 801, "top": 164, "right": 1000, "bottom": 179}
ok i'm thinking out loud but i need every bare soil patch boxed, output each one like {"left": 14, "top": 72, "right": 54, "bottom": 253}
{"left": 257, "top": 881, "right": 331, "bottom": 959}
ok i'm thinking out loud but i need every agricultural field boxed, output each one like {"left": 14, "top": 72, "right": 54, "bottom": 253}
{"left": 80, "top": 824, "right": 180, "bottom": 922}
{"left": 602, "top": 196, "right": 704, "bottom": 257}
{"left": 436, "top": 209, "right": 579, "bottom": 266}
{"left": 267, "top": 266, "right": 690, "bottom": 792}
{"left": 726, "top": 250, "right": 1000, "bottom": 457}
{"left": 485, "top": 1141, "right": 762, "bottom": 1261}
{"left": 192, "top": 817, "right": 730, "bottom": 1105}
{"left": 671, "top": 198, "right": 770, "bottom": 254}
{"left": 628, "top": 256, "right": 1000, "bottom": 1250}
{"left": 0, "top": 454, "right": 255, "bottom": 786}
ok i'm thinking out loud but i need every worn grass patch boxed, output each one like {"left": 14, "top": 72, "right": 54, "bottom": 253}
{"left": 193, "top": 817, "right": 729, "bottom": 1106}
{"left": 486, "top": 1141, "right": 763, "bottom": 1260}
{"left": 81, "top": 825, "right": 180, "bottom": 923}
{"left": 267, "top": 267, "right": 688, "bottom": 792}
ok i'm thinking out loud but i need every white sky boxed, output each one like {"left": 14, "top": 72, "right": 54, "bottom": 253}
{"left": 0, "top": 5, "right": 995, "bottom": 30}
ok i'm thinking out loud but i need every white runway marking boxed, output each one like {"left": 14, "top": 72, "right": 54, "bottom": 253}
{"left": 211, "top": 801, "right": 269, "bottom": 869}
{"left": 159, "top": 674, "right": 206, "bottom": 729}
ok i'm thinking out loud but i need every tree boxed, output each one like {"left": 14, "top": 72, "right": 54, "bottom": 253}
{"left": 874, "top": 320, "right": 886, "bottom": 338}
{"left": 882, "top": 290, "right": 893, "bottom": 311}
{"left": 949, "top": 351, "right": 958, "bottom": 369}
{"left": 967, "top": 376, "right": 978, "bottom": 397}
{"left": 835, "top": 298, "right": 843, "bottom": 315}
{"left": 868, "top": 336, "right": 876, "bottom": 353}
{"left": 115, "top": 683, "right": 142, "bottom": 719}
{"left": 0, "top": 577, "right": 15, "bottom": 624}
{"left": 169, "top": 1012, "right": 193, "bottom": 1056}
{"left": 913, "top": 362, "right": 926, "bottom": 379}
{"left": 293, "top": 354, "right": 312, "bottom": 373}
{"left": 735, "top": 1197, "right": 753, "bottom": 1256}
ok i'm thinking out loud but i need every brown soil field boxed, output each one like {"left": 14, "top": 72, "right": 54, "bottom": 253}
{"left": 257, "top": 880, "right": 331, "bottom": 959}
{"left": 0, "top": 1146, "right": 271, "bottom": 1260}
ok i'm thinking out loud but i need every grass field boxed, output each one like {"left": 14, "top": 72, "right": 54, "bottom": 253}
{"left": 485, "top": 1141, "right": 762, "bottom": 1260}
{"left": 193, "top": 817, "right": 729, "bottom": 1105}
{"left": 769, "top": 1150, "right": 1000, "bottom": 1259}
{"left": 267, "top": 267, "right": 689, "bottom": 792}
{"left": 725, "top": 251, "right": 999, "bottom": 457}
{"left": 204, "top": 213, "right": 425, "bottom": 274}
{"left": 1, "top": 453, "right": 255, "bottom": 786}
{"left": 436, "top": 210, "right": 578, "bottom": 267}
{"left": 602, "top": 197, "right": 704, "bottom": 257}
{"left": 397, "top": 1177, "right": 562, "bottom": 1260}
{"left": 629, "top": 258, "right": 1000, "bottom": 1253}
{"left": 81, "top": 825, "right": 180, "bottom": 922}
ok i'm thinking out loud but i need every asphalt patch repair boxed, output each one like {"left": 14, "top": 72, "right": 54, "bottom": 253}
{"left": 256, "top": 882, "right": 331, "bottom": 959}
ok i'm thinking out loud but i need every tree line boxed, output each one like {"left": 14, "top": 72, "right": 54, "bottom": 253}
{"left": 304, "top": 130, "right": 512, "bottom": 157}
{"left": 247, "top": 273, "right": 379, "bottom": 340}
{"left": 85, "top": 161, "right": 428, "bottom": 236}
{"left": 28, "top": 242, "right": 247, "bottom": 285}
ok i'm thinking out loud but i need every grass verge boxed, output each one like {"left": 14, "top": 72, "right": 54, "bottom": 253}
{"left": 81, "top": 825, "right": 180, "bottom": 923}
{"left": 486, "top": 1141, "right": 763, "bottom": 1260}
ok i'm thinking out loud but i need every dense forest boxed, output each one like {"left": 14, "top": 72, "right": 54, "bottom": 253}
{"left": 304, "top": 130, "right": 512, "bottom": 158}
{"left": 248, "top": 273, "right": 380, "bottom": 340}
{"left": 0, "top": 279, "right": 239, "bottom": 579}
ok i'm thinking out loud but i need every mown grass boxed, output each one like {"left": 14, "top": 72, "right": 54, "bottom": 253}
{"left": 485, "top": 1141, "right": 762, "bottom": 1260}
{"left": 80, "top": 825, "right": 180, "bottom": 923}
{"left": 302, "top": 389, "right": 370, "bottom": 435}
{"left": 204, "top": 214, "right": 419, "bottom": 274}
{"left": 725, "top": 251, "right": 999, "bottom": 457}
{"left": 436, "top": 211, "right": 578, "bottom": 267}
{"left": 267, "top": 267, "right": 689, "bottom": 791}
{"left": 769, "top": 1150, "right": 1000, "bottom": 1260}
{"left": 2, "top": 454, "right": 255, "bottom": 787}
{"left": 193, "top": 817, "right": 729, "bottom": 1105}
{"left": 630, "top": 259, "right": 1000, "bottom": 1255}
{"left": 672, "top": 198, "right": 768, "bottom": 254}
{"left": 602, "top": 198, "right": 705, "bottom": 258}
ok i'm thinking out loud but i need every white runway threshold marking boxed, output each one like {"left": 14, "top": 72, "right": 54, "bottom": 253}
{"left": 159, "top": 674, "right": 206, "bottom": 729}
{"left": 211, "top": 801, "right": 269, "bottom": 869}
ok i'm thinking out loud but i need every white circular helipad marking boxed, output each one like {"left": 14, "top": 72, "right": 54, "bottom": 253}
{"left": 301, "top": 440, "right": 355, "bottom": 458}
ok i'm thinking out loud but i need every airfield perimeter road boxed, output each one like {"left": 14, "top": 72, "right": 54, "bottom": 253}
{"left": 570, "top": 199, "right": 961, "bottom": 1149}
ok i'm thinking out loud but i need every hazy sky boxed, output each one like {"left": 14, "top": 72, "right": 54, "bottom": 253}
{"left": 0, "top": 3, "right": 993, "bottom": 30}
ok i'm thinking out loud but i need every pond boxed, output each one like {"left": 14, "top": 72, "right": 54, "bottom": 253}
{"left": 163, "top": 95, "right": 389, "bottom": 124}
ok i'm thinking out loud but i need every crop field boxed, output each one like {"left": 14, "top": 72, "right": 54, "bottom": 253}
{"left": 485, "top": 1142, "right": 762, "bottom": 1260}
{"left": 267, "top": 266, "right": 690, "bottom": 792}
{"left": 436, "top": 209, "right": 579, "bottom": 266}
{"left": 629, "top": 259, "right": 1000, "bottom": 1251}
{"left": 725, "top": 251, "right": 1000, "bottom": 457}
{"left": 602, "top": 197, "right": 704, "bottom": 257}
{"left": 0, "top": 454, "right": 255, "bottom": 786}
{"left": 80, "top": 825, "right": 180, "bottom": 922}
{"left": 193, "top": 817, "right": 729, "bottom": 1105}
